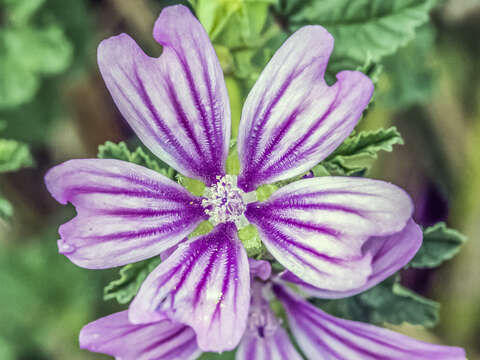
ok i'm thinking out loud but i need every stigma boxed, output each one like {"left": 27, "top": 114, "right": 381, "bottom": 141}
{"left": 202, "top": 175, "right": 257, "bottom": 228}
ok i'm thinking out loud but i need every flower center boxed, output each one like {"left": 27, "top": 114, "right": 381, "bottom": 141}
{"left": 202, "top": 175, "right": 256, "bottom": 228}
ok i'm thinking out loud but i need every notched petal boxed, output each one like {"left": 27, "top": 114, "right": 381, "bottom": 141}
{"left": 98, "top": 5, "right": 230, "bottom": 184}
{"left": 281, "top": 219, "right": 423, "bottom": 299}
{"left": 246, "top": 177, "right": 413, "bottom": 291}
{"left": 45, "top": 159, "right": 206, "bottom": 269}
{"left": 237, "top": 26, "right": 373, "bottom": 191}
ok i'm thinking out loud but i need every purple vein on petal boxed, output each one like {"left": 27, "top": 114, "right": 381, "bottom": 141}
{"left": 129, "top": 222, "right": 249, "bottom": 352}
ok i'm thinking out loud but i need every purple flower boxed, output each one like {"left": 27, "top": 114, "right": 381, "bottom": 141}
{"left": 81, "top": 260, "right": 465, "bottom": 359}
{"left": 46, "top": 4, "right": 423, "bottom": 352}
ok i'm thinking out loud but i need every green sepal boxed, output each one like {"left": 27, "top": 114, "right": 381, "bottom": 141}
{"left": 97, "top": 141, "right": 175, "bottom": 179}
{"left": 189, "top": 221, "right": 214, "bottom": 239}
{"left": 321, "top": 127, "right": 404, "bottom": 175}
{"left": 103, "top": 257, "right": 162, "bottom": 304}
{"left": 315, "top": 276, "right": 439, "bottom": 328}
{"left": 256, "top": 183, "right": 278, "bottom": 202}
{"left": 238, "top": 224, "right": 265, "bottom": 258}
{"left": 410, "top": 222, "right": 467, "bottom": 269}
{"left": 0, "top": 138, "right": 34, "bottom": 173}
{"left": 176, "top": 174, "right": 206, "bottom": 197}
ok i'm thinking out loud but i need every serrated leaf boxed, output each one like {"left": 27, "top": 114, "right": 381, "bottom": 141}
{"left": 97, "top": 141, "right": 175, "bottom": 179}
{"left": 359, "top": 280, "right": 440, "bottom": 327}
{"left": 285, "top": 0, "right": 437, "bottom": 74}
{"left": 0, "top": 139, "right": 34, "bottom": 173}
{"left": 315, "top": 277, "right": 439, "bottom": 328}
{"left": 321, "top": 127, "right": 403, "bottom": 175}
{"left": 410, "top": 222, "right": 466, "bottom": 268}
{"left": 104, "top": 257, "right": 162, "bottom": 304}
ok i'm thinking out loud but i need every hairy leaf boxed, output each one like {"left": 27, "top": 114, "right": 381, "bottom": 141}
{"left": 315, "top": 277, "right": 439, "bottom": 328}
{"left": 104, "top": 257, "right": 161, "bottom": 304}
{"left": 97, "top": 141, "right": 175, "bottom": 179}
{"left": 410, "top": 222, "right": 467, "bottom": 268}
{"left": 322, "top": 127, "right": 403, "bottom": 175}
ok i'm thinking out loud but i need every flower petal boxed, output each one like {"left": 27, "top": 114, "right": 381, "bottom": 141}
{"left": 236, "top": 323, "right": 302, "bottom": 360}
{"left": 129, "top": 223, "right": 250, "bottom": 352}
{"left": 249, "top": 258, "right": 272, "bottom": 281}
{"left": 273, "top": 285, "right": 466, "bottom": 360}
{"left": 98, "top": 5, "right": 230, "bottom": 184}
{"left": 79, "top": 311, "right": 201, "bottom": 360}
{"left": 245, "top": 177, "right": 413, "bottom": 290}
{"left": 281, "top": 219, "right": 422, "bottom": 299}
{"left": 236, "top": 280, "right": 302, "bottom": 360}
{"left": 45, "top": 159, "right": 206, "bottom": 269}
{"left": 237, "top": 26, "right": 373, "bottom": 191}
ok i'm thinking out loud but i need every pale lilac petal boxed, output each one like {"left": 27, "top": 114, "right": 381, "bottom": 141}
{"left": 236, "top": 324, "right": 301, "bottom": 360}
{"left": 129, "top": 223, "right": 250, "bottom": 352}
{"left": 79, "top": 311, "right": 201, "bottom": 360}
{"left": 98, "top": 5, "right": 230, "bottom": 184}
{"left": 281, "top": 219, "right": 422, "bottom": 299}
{"left": 246, "top": 177, "right": 413, "bottom": 291}
{"left": 236, "top": 281, "right": 302, "bottom": 360}
{"left": 274, "top": 285, "right": 466, "bottom": 360}
{"left": 45, "top": 159, "right": 206, "bottom": 269}
{"left": 249, "top": 258, "right": 272, "bottom": 281}
{"left": 237, "top": 26, "right": 373, "bottom": 191}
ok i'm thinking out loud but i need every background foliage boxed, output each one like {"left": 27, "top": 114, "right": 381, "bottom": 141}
{"left": 1, "top": 0, "right": 479, "bottom": 359}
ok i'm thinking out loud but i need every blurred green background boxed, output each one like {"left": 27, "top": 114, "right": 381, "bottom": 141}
{"left": 1, "top": 0, "right": 479, "bottom": 359}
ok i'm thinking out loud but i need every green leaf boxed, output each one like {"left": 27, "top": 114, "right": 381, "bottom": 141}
{"left": 0, "top": 139, "right": 34, "bottom": 173}
{"left": 0, "top": 195, "right": 13, "bottom": 222}
{"left": 315, "top": 277, "right": 439, "bottom": 328}
{"left": 359, "top": 280, "right": 440, "bottom": 327}
{"left": 0, "top": 56, "right": 39, "bottom": 110}
{"left": 0, "top": 23, "right": 73, "bottom": 109}
{"left": 2, "top": 0, "right": 46, "bottom": 25}
{"left": 311, "top": 163, "right": 330, "bottom": 177}
{"left": 284, "top": 0, "right": 438, "bottom": 73}
{"left": 410, "top": 222, "right": 467, "bottom": 268}
{"left": 97, "top": 141, "right": 175, "bottom": 179}
{"left": 380, "top": 24, "right": 436, "bottom": 108}
{"left": 104, "top": 257, "right": 162, "bottom": 304}
{"left": 322, "top": 127, "right": 404, "bottom": 175}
